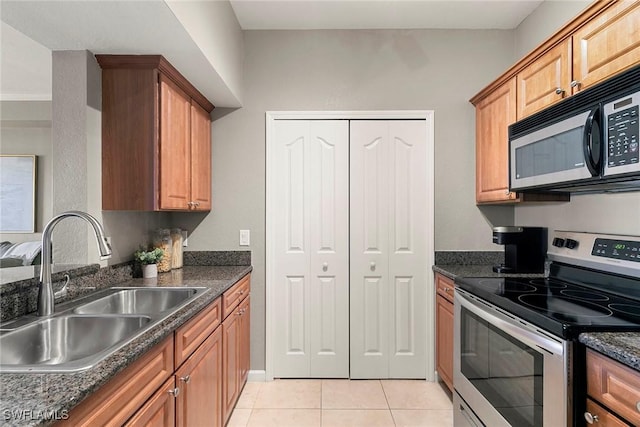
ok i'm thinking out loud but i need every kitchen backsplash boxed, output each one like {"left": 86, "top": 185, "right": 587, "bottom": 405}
{"left": 435, "top": 251, "right": 503, "bottom": 266}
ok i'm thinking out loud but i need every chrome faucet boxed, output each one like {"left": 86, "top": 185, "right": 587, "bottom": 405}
{"left": 38, "top": 211, "right": 112, "bottom": 316}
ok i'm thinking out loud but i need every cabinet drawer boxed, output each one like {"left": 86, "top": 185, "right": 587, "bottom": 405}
{"left": 586, "top": 398, "right": 630, "bottom": 427}
{"left": 222, "top": 274, "right": 251, "bottom": 319}
{"left": 587, "top": 349, "right": 640, "bottom": 425}
{"left": 63, "top": 336, "right": 174, "bottom": 427}
{"left": 175, "top": 298, "right": 221, "bottom": 368}
{"left": 435, "top": 273, "right": 455, "bottom": 303}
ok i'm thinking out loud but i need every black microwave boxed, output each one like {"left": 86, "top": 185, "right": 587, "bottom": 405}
{"left": 509, "top": 64, "right": 640, "bottom": 193}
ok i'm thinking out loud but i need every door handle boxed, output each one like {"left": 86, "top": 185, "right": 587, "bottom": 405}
{"left": 322, "top": 262, "right": 328, "bottom": 272}
{"left": 370, "top": 262, "right": 376, "bottom": 271}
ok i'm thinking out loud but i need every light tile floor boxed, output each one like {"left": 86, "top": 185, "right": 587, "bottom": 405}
{"left": 228, "top": 379, "right": 453, "bottom": 427}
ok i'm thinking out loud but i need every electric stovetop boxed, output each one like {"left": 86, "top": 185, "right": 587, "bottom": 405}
{"left": 455, "top": 275, "right": 640, "bottom": 339}
{"left": 455, "top": 230, "right": 640, "bottom": 340}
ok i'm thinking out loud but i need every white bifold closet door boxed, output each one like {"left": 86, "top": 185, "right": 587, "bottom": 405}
{"left": 349, "top": 120, "right": 428, "bottom": 379}
{"left": 271, "top": 120, "right": 350, "bottom": 378}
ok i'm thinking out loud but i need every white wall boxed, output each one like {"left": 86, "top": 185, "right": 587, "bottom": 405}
{"left": 193, "top": 29, "right": 515, "bottom": 370}
{"left": 513, "top": 2, "right": 640, "bottom": 237}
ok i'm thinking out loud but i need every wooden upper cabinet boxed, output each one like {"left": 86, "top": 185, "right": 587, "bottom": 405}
{"left": 517, "top": 39, "right": 572, "bottom": 119}
{"left": 190, "top": 101, "right": 212, "bottom": 211}
{"left": 97, "top": 55, "right": 214, "bottom": 211}
{"left": 572, "top": 0, "right": 640, "bottom": 93}
{"left": 475, "top": 78, "right": 517, "bottom": 203}
{"left": 160, "top": 75, "right": 192, "bottom": 210}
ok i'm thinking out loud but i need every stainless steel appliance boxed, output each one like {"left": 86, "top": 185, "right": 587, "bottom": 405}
{"left": 509, "top": 64, "right": 640, "bottom": 193}
{"left": 492, "top": 226, "right": 547, "bottom": 273}
{"left": 453, "top": 231, "right": 640, "bottom": 427}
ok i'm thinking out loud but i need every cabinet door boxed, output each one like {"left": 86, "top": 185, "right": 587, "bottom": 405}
{"left": 190, "top": 101, "right": 212, "bottom": 211}
{"left": 436, "top": 294, "right": 454, "bottom": 392}
{"left": 239, "top": 296, "right": 251, "bottom": 386}
{"left": 517, "top": 39, "right": 572, "bottom": 119}
{"left": 573, "top": 1, "right": 640, "bottom": 93}
{"left": 222, "top": 308, "right": 241, "bottom": 425}
{"left": 475, "top": 78, "right": 517, "bottom": 203}
{"left": 125, "top": 378, "right": 176, "bottom": 427}
{"left": 176, "top": 327, "right": 222, "bottom": 427}
{"left": 159, "top": 74, "right": 191, "bottom": 210}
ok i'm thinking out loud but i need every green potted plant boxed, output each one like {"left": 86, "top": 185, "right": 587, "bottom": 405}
{"left": 134, "top": 247, "right": 164, "bottom": 278}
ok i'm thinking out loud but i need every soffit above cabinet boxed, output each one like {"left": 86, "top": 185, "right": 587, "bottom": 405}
{"left": 0, "top": 0, "right": 241, "bottom": 108}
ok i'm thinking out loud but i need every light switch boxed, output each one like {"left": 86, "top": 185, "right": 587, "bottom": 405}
{"left": 240, "top": 229, "right": 250, "bottom": 246}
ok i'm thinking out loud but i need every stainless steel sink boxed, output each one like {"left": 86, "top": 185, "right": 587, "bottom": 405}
{"left": 0, "top": 315, "right": 150, "bottom": 372}
{"left": 0, "top": 286, "right": 206, "bottom": 373}
{"left": 73, "top": 288, "right": 198, "bottom": 315}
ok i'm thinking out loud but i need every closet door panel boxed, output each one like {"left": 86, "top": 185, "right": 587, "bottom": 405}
{"left": 350, "top": 120, "right": 390, "bottom": 379}
{"left": 272, "top": 120, "right": 311, "bottom": 376}
{"left": 388, "top": 120, "right": 427, "bottom": 378}
{"left": 309, "top": 121, "right": 349, "bottom": 378}
{"left": 272, "top": 120, "right": 349, "bottom": 378}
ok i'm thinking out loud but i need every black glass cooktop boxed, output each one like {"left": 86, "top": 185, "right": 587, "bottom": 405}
{"left": 455, "top": 275, "right": 640, "bottom": 339}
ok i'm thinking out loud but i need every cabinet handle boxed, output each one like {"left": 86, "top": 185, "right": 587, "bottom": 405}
{"left": 570, "top": 80, "right": 581, "bottom": 89}
{"left": 636, "top": 401, "right": 640, "bottom": 412}
{"left": 584, "top": 412, "right": 599, "bottom": 424}
{"left": 555, "top": 87, "right": 565, "bottom": 95}
{"left": 444, "top": 287, "right": 452, "bottom": 293}
{"left": 370, "top": 262, "right": 376, "bottom": 271}
{"left": 194, "top": 202, "right": 200, "bottom": 207}
{"left": 323, "top": 262, "right": 328, "bottom": 272}
{"left": 187, "top": 202, "right": 194, "bottom": 208}
{"left": 168, "top": 387, "right": 180, "bottom": 397}
{"left": 180, "top": 375, "right": 191, "bottom": 384}
{"left": 505, "top": 189, "right": 511, "bottom": 195}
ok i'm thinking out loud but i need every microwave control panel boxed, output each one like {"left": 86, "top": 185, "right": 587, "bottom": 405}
{"left": 605, "top": 94, "right": 639, "bottom": 169}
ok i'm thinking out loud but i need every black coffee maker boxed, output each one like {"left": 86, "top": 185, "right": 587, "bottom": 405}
{"left": 492, "top": 226, "right": 547, "bottom": 273}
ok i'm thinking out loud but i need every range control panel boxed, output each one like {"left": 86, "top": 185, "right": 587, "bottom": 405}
{"left": 548, "top": 231, "right": 640, "bottom": 277}
{"left": 592, "top": 238, "right": 640, "bottom": 263}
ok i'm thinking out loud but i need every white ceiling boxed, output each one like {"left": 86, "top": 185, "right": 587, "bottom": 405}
{"left": 229, "top": 0, "right": 544, "bottom": 30}
{"left": 0, "top": 0, "right": 544, "bottom": 105}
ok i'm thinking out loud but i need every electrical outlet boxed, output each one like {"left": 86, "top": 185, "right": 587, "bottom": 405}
{"left": 181, "top": 230, "right": 188, "bottom": 247}
{"left": 240, "top": 229, "right": 250, "bottom": 246}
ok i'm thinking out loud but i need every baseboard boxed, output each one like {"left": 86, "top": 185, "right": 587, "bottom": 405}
{"left": 247, "top": 370, "right": 267, "bottom": 382}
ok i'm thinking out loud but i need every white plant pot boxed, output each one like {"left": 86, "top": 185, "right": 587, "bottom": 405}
{"left": 142, "top": 264, "right": 158, "bottom": 278}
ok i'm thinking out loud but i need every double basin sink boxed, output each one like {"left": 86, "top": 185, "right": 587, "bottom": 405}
{"left": 0, "top": 287, "right": 206, "bottom": 373}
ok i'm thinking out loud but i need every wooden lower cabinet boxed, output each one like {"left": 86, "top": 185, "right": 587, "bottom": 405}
{"left": 222, "top": 291, "right": 251, "bottom": 426}
{"left": 176, "top": 327, "right": 222, "bottom": 427}
{"left": 586, "top": 349, "right": 640, "bottom": 426}
{"left": 126, "top": 378, "right": 177, "bottom": 427}
{"left": 585, "top": 398, "right": 629, "bottom": 427}
{"left": 435, "top": 273, "right": 454, "bottom": 392}
{"left": 62, "top": 336, "right": 175, "bottom": 426}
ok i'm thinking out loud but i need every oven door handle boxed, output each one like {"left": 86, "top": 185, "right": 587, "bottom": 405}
{"left": 455, "top": 289, "right": 564, "bottom": 357}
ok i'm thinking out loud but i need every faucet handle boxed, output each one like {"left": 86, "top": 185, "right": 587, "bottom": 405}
{"left": 54, "top": 274, "right": 71, "bottom": 300}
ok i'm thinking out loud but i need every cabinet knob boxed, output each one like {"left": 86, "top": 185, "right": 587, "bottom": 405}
{"left": 444, "top": 287, "right": 452, "bottom": 293}
{"left": 180, "top": 375, "right": 191, "bottom": 384}
{"left": 636, "top": 401, "right": 640, "bottom": 412}
{"left": 168, "top": 387, "right": 180, "bottom": 397}
{"left": 584, "top": 412, "right": 599, "bottom": 424}
{"left": 194, "top": 202, "right": 200, "bottom": 207}
{"left": 555, "top": 87, "right": 565, "bottom": 95}
{"left": 187, "top": 202, "right": 194, "bottom": 208}
{"left": 570, "top": 80, "right": 581, "bottom": 88}
{"left": 322, "top": 262, "right": 328, "bottom": 271}
{"left": 370, "top": 262, "right": 376, "bottom": 271}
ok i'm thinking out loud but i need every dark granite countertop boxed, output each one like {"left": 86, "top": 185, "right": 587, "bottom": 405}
{"left": 432, "top": 264, "right": 544, "bottom": 281}
{"left": 0, "top": 265, "right": 252, "bottom": 427}
{"left": 579, "top": 332, "right": 640, "bottom": 372}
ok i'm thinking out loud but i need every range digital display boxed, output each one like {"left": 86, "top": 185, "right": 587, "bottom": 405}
{"left": 592, "top": 238, "right": 640, "bottom": 263}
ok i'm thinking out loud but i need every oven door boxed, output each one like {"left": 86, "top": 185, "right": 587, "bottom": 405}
{"left": 454, "top": 289, "right": 570, "bottom": 427}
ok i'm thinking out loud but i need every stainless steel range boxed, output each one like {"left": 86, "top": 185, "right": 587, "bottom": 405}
{"left": 453, "top": 231, "right": 640, "bottom": 427}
